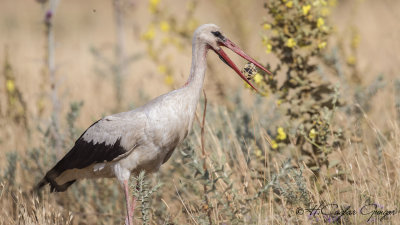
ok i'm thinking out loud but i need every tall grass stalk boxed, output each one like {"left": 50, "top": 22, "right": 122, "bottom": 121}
{"left": 112, "top": 0, "right": 126, "bottom": 110}
{"left": 44, "top": 0, "right": 62, "bottom": 155}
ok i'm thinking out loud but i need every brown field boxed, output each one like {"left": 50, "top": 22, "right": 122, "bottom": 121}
{"left": 1, "top": 0, "right": 400, "bottom": 224}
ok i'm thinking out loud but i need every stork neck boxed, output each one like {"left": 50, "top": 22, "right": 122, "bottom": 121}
{"left": 186, "top": 42, "right": 208, "bottom": 91}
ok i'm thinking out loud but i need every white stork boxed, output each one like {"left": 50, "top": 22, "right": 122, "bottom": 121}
{"left": 35, "top": 24, "right": 272, "bottom": 225}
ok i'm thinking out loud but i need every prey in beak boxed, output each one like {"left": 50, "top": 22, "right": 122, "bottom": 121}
{"left": 210, "top": 31, "right": 272, "bottom": 92}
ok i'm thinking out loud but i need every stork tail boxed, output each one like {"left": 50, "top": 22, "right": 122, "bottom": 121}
{"left": 33, "top": 171, "right": 76, "bottom": 193}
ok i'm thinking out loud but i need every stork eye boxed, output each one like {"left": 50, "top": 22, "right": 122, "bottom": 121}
{"left": 211, "top": 31, "right": 225, "bottom": 40}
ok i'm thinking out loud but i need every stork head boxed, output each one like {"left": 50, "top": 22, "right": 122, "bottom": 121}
{"left": 194, "top": 24, "right": 272, "bottom": 92}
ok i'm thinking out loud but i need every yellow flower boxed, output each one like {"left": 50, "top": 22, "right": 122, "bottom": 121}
{"left": 255, "top": 148, "right": 262, "bottom": 157}
{"left": 159, "top": 21, "right": 170, "bottom": 32}
{"left": 142, "top": 26, "right": 155, "bottom": 41}
{"left": 286, "top": 38, "right": 296, "bottom": 48}
{"left": 302, "top": 4, "right": 311, "bottom": 15}
{"left": 164, "top": 75, "right": 174, "bottom": 86}
{"left": 263, "top": 24, "right": 271, "bottom": 30}
{"left": 253, "top": 73, "right": 263, "bottom": 84}
{"left": 270, "top": 140, "right": 278, "bottom": 149}
{"left": 318, "top": 41, "right": 327, "bottom": 49}
{"left": 277, "top": 127, "right": 287, "bottom": 141}
{"left": 149, "top": 0, "right": 160, "bottom": 13}
{"left": 6, "top": 80, "right": 15, "bottom": 93}
{"left": 347, "top": 56, "right": 356, "bottom": 65}
{"left": 150, "top": 0, "right": 160, "bottom": 6}
{"left": 309, "top": 128, "right": 317, "bottom": 139}
{"left": 285, "top": 1, "right": 293, "bottom": 8}
{"left": 266, "top": 44, "right": 272, "bottom": 53}
{"left": 157, "top": 65, "right": 167, "bottom": 74}
{"left": 276, "top": 99, "right": 282, "bottom": 106}
{"left": 317, "top": 17, "right": 325, "bottom": 28}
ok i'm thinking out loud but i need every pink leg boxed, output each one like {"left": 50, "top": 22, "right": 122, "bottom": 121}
{"left": 124, "top": 180, "right": 134, "bottom": 225}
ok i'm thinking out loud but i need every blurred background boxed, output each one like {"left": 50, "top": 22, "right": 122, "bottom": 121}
{"left": 0, "top": 0, "right": 399, "bottom": 151}
{"left": 1, "top": 0, "right": 400, "bottom": 224}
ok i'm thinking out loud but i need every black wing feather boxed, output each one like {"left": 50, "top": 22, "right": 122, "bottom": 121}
{"left": 36, "top": 119, "right": 128, "bottom": 192}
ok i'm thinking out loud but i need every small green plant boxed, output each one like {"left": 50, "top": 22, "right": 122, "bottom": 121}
{"left": 2, "top": 48, "right": 28, "bottom": 128}
{"left": 131, "top": 171, "right": 162, "bottom": 225}
{"left": 252, "top": 0, "right": 345, "bottom": 179}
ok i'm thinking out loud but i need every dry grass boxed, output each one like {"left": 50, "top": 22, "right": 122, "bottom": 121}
{"left": 1, "top": 0, "right": 399, "bottom": 224}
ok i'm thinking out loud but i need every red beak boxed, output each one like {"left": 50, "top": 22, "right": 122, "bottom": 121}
{"left": 213, "top": 38, "right": 272, "bottom": 92}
